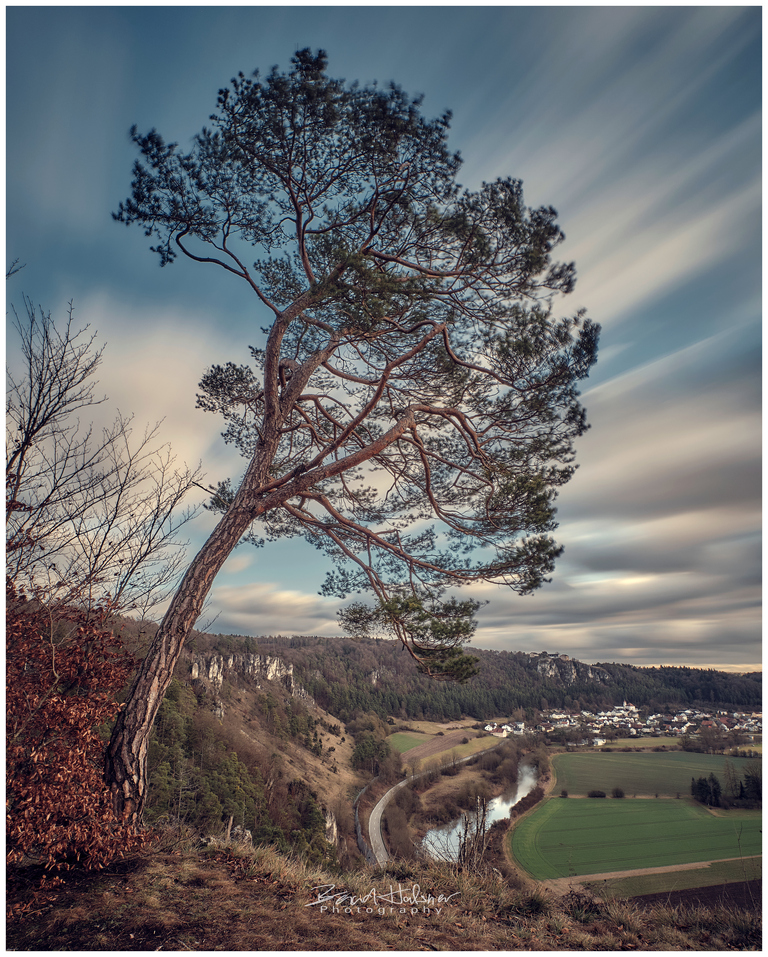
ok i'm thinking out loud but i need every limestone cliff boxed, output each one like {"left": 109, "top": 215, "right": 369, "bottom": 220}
{"left": 188, "top": 652, "right": 314, "bottom": 710}
{"left": 531, "top": 652, "right": 611, "bottom": 686}
{"left": 190, "top": 652, "right": 294, "bottom": 688}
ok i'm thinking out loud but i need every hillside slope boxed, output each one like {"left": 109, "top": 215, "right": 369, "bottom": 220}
{"left": 7, "top": 841, "right": 761, "bottom": 950}
{"left": 121, "top": 625, "right": 368, "bottom": 868}
{"left": 253, "top": 634, "right": 762, "bottom": 717}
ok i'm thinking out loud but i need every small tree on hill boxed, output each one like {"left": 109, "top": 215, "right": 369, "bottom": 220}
{"left": 107, "top": 49, "right": 598, "bottom": 823}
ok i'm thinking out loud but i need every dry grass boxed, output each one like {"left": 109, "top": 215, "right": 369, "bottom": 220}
{"left": 7, "top": 834, "right": 761, "bottom": 951}
{"left": 401, "top": 730, "right": 496, "bottom": 772}
{"left": 223, "top": 680, "right": 360, "bottom": 800}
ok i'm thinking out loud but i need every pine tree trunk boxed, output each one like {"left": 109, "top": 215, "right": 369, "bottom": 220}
{"left": 105, "top": 400, "right": 414, "bottom": 824}
{"left": 105, "top": 493, "right": 262, "bottom": 824}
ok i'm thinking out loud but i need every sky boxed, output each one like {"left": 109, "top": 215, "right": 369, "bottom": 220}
{"left": 5, "top": 4, "right": 761, "bottom": 672}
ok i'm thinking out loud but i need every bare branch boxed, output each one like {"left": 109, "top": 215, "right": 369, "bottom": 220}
{"left": 6, "top": 299, "right": 202, "bottom": 618}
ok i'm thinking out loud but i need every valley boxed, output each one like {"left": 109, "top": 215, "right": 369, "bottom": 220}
{"left": 136, "top": 627, "right": 761, "bottom": 898}
{"left": 7, "top": 623, "right": 762, "bottom": 949}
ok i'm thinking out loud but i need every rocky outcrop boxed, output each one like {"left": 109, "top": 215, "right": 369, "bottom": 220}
{"left": 190, "top": 652, "right": 295, "bottom": 690}
{"left": 368, "top": 667, "right": 394, "bottom": 687}
{"left": 188, "top": 653, "right": 315, "bottom": 720}
{"left": 324, "top": 807, "right": 338, "bottom": 845}
{"left": 533, "top": 653, "right": 611, "bottom": 686}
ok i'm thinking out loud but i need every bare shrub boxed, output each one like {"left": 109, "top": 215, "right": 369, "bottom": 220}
{"left": 6, "top": 583, "right": 153, "bottom": 900}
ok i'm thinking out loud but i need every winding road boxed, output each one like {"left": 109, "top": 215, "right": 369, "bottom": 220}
{"left": 368, "top": 741, "right": 506, "bottom": 865}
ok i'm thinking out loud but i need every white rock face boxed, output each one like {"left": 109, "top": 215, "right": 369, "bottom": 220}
{"left": 534, "top": 654, "right": 610, "bottom": 686}
{"left": 189, "top": 652, "right": 305, "bottom": 697}
{"left": 189, "top": 652, "right": 302, "bottom": 718}
{"left": 324, "top": 807, "right": 338, "bottom": 845}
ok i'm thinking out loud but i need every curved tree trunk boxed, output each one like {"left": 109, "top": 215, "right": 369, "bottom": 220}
{"left": 105, "top": 406, "right": 415, "bottom": 823}
{"left": 105, "top": 492, "right": 262, "bottom": 824}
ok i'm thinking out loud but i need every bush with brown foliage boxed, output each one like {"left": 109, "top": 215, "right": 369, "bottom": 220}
{"left": 510, "top": 786, "right": 545, "bottom": 818}
{"left": 6, "top": 581, "right": 153, "bottom": 898}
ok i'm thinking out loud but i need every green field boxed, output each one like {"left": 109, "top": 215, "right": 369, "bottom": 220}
{"left": 388, "top": 731, "right": 434, "bottom": 754}
{"left": 552, "top": 751, "right": 757, "bottom": 797}
{"left": 511, "top": 798, "right": 762, "bottom": 879}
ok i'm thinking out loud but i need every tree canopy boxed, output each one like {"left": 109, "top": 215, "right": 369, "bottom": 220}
{"left": 108, "top": 49, "right": 598, "bottom": 820}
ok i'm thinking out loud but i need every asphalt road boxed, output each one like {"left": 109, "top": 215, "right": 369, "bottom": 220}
{"left": 368, "top": 778, "right": 411, "bottom": 864}
{"left": 368, "top": 740, "right": 505, "bottom": 865}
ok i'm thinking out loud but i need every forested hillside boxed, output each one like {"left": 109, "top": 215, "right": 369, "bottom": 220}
{"left": 111, "top": 625, "right": 365, "bottom": 868}
{"left": 141, "top": 676, "right": 340, "bottom": 866}
{"left": 246, "top": 635, "right": 761, "bottom": 719}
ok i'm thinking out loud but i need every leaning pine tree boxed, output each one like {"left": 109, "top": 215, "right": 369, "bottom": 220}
{"left": 107, "top": 49, "right": 599, "bottom": 823}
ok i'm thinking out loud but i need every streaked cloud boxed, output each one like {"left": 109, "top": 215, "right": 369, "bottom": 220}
{"left": 209, "top": 582, "right": 341, "bottom": 638}
{"left": 6, "top": 6, "right": 760, "bottom": 671}
{"left": 570, "top": 175, "right": 760, "bottom": 327}
{"left": 76, "top": 289, "right": 246, "bottom": 480}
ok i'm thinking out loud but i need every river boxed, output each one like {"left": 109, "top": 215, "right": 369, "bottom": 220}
{"left": 421, "top": 763, "right": 537, "bottom": 861}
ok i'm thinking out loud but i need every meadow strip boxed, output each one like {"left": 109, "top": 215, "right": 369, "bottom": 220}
{"left": 551, "top": 751, "right": 759, "bottom": 797}
{"left": 588, "top": 856, "right": 762, "bottom": 898}
{"left": 388, "top": 732, "right": 434, "bottom": 754}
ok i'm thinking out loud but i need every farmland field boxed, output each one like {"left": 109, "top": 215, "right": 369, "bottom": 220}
{"left": 511, "top": 799, "right": 762, "bottom": 879}
{"left": 587, "top": 856, "right": 762, "bottom": 899}
{"left": 388, "top": 731, "right": 434, "bottom": 754}
{"left": 552, "top": 751, "right": 758, "bottom": 797}
{"left": 402, "top": 731, "right": 495, "bottom": 769}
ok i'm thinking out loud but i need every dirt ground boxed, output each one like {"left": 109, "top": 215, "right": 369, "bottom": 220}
{"left": 400, "top": 729, "right": 476, "bottom": 764}
{"left": 543, "top": 855, "right": 763, "bottom": 895}
{"left": 632, "top": 879, "right": 761, "bottom": 912}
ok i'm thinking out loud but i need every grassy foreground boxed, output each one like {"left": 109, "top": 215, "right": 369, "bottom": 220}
{"left": 7, "top": 831, "right": 761, "bottom": 951}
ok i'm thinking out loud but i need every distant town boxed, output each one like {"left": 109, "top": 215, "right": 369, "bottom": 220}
{"left": 485, "top": 700, "right": 762, "bottom": 747}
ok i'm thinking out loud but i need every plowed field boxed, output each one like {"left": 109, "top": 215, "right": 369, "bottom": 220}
{"left": 402, "top": 729, "right": 472, "bottom": 762}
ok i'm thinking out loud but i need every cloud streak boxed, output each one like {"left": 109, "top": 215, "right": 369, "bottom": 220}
{"left": 209, "top": 582, "right": 342, "bottom": 638}
{"left": 6, "top": 7, "right": 760, "bottom": 671}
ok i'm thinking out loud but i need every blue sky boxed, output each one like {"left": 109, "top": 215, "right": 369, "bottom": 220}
{"left": 6, "top": 5, "right": 761, "bottom": 670}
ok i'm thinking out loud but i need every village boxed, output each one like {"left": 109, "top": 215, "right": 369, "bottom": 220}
{"left": 484, "top": 701, "right": 762, "bottom": 747}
